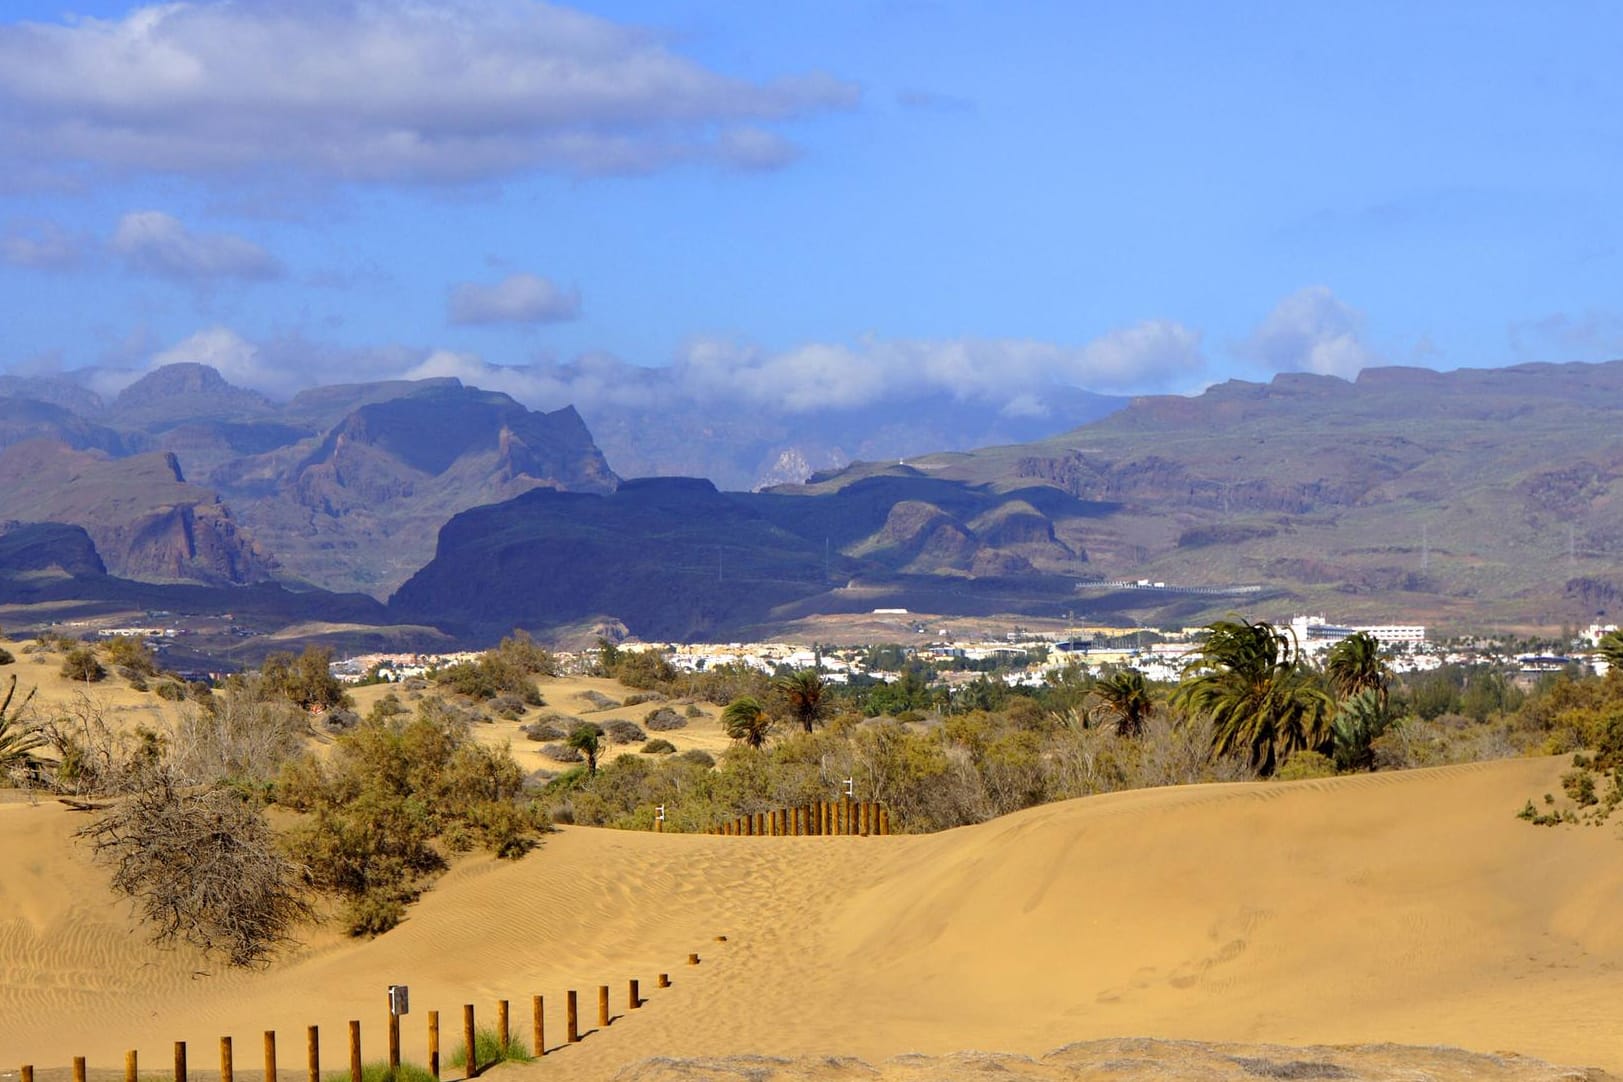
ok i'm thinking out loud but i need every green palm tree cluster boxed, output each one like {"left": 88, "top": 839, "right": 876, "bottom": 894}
{"left": 1171, "top": 619, "right": 1333, "bottom": 776}
{"left": 1598, "top": 630, "right": 1623, "bottom": 673}
{"left": 721, "top": 695, "right": 774, "bottom": 748}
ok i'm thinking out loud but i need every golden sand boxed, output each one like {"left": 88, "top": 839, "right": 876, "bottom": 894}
{"left": 2, "top": 755, "right": 1620, "bottom": 1078}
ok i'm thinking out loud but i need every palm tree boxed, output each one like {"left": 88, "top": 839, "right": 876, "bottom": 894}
{"left": 774, "top": 669, "right": 827, "bottom": 733}
{"left": 1091, "top": 668, "right": 1154, "bottom": 737}
{"left": 1324, "top": 632, "right": 1391, "bottom": 711}
{"left": 1331, "top": 687, "right": 1389, "bottom": 772}
{"left": 0, "top": 675, "right": 44, "bottom": 781}
{"left": 1599, "top": 630, "right": 1623, "bottom": 674}
{"left": 721, "top": 696, "right": 774, "bottom": 748}
{"left": 566, "top": 723, "right": 601, "bottom": 776}
{"left": 1172, "top": 618, "right": 1334, "bottom": 776}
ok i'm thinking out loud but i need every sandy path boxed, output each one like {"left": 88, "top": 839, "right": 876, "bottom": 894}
{"left": 4, "top": 756, "right": 1621, "bottom": 1077}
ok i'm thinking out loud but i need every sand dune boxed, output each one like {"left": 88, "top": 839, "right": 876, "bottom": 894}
{"left": 3, "top": 756, "right": 1621, "bottom": 1079}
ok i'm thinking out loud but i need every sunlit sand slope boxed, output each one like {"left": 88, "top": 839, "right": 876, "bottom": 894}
{"left": 3, "top": 756, "right": 1620, "bottom": 1078}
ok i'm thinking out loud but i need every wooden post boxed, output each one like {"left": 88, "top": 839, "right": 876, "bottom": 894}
{"left": 496, "top": 1000, "right": 509, "bottom": 1055}
{"left": 658, "top": 972, "right": 670, "bottom": 988}
{"left": 597, "top": 985, "right": 609, "bottom": 1027}
{"left": 348, "top": 1021, "right": 361, "bottom": 1082}
{"left": 865, "top": 801, "right": 875, "bottom": 835}
{"left": 176, "top": 1041, "right": 188, "bottom": 1082}
{"left": 73, "top": 1057, "right": 86, "bottom": 1082}
{"left": 687, "top": 952, "right": 700, "bottom": 965}
{"left": 221, "top": 1037, "right": 234, "bottom": 1082}
{"left": 389, "top": 1011, "right": 400, "bottom": 1073}
{"left": 306, "top": 1026, "right": 318, "bottom": 1082}
{"left": 566, "top": 991, "right": 579, "bottom": 1043}
{"left": 879, "top": 806, "right": 891, "bottom": 835}
{"left": 628, "top": 978, "right": 640, "bottom": 1009}
{"left": 427, "top": 1011, "right": 440, "bottom": 1080}
{"left": 531, "top": 995, "right": 545, "bottom": 1057}
{"left": 262, "top": 1032, "right": 275, "bottom": 1082}
{"left": 20, "top": 1067, "right": 32, "bottom": 1082}
{"left": 126, "top": 1050, "right": 139, "bottom": 1082}
{"left": 462, "top": 1005, "right": 476, "bottom": 1080}
{"left": 755, "top": 811, "right": 766, "bottom": 835}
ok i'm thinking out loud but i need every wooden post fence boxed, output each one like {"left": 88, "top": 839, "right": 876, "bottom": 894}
{"left": 497, "top": 999, "right": 509, "bottom": 1055}
{"left": 126, "top": 1050, "right": 138, "bottom": 1082}
{"left": 462, "top": 1005, "right": 476, "bottom": 1080}
{"left": 348, "top": 1021, "right": 362, "bottom": 1082}
{"left": 73, "top": 1057, "right": 85, "bottom": 1082}
{"left": 21, "top": 1067, "right": 33, "bottom": 1082}
{"left": 306, "top": 1026, "right": 319, "bottom": 1082}
{"left": 175, "top": 1040, "right": 187, "bottom": 1082}
{"left": 389, "top": 1008, "right": 401, "bottom": 1072}
{"left": 263, "top": 1032, "right": 275, "bottom": 1082}
{"left": 532, "top": 995, "right": 545, "bottom": 1057}
{"left": 220, "top": 1037, "right": 233, "bottom": 1082}
{"left": 597, "top": 985, "right": 609, "bottom": 1028}
{"left": 427, "top": 1011, "right": 440, "bottom": 1080}
{"left": 628, "top": 978, "right": 640, "bottom": 1009}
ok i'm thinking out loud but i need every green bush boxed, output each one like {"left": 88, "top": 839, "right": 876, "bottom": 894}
{"left": 59, "top": 647, "right": 106, "bottom": 683}
{"left": 642, "top": 738, "right": 677, "bottom": 755}
{"left": 277, "top": 703, "right": 549, "bottom": 936}
{"left": 1275, "top": 750, "right": 1337, "bottom": 781}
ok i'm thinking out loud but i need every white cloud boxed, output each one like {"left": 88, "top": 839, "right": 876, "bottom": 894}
{"left": 111, "top": 211, "right": 282, "bottom": 282}
{"left": 1239, "top": 286, "right": 1376, "bottom": 378}
{"left": 116, "top": 319, "right": 1204, "bottom": 416}
{"left": 671, "top": 323, "right": 1206, "bottom": 412}
{"left": 0, "top": 2, "right": 859, "bottom": 185}
{"left": 448, "top": 273, "right": 580, "bottom": 325}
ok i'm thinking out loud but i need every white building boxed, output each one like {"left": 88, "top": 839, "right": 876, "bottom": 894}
{"left": 1289, "top": 615, "right": 1426, "bottom": 653}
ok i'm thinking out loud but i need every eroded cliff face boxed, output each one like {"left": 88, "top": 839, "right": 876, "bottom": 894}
{"left": 0, "top": 441, "right": 273, "bottom": 585}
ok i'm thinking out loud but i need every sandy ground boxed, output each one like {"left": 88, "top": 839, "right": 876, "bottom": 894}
{"left": 3, "top": 755, "right": 1622, "bottom": 1079}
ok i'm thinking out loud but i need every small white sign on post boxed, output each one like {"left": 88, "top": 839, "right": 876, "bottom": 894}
{"left": 842, "top": 777, "right": 854, "bottom": 798}
{"left": 656, "top": 804, "right": 666, "bottom": 822}
{"left": 388, "top": 984, "right": 410, "bottom": 1016}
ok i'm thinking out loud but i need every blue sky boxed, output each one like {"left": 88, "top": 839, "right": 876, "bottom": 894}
{"left": 1, "top": 0, "right": 1620, "bottom": 417}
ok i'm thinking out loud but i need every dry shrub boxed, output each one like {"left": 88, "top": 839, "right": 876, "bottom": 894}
{"left": 78, "top": 769, "right": 311, "bottom": 966}
{"left": 645, "top": 707, "right": 688, "bottom": 731}
{"left": 605, "top": 719, "right": 646, "bottom": 744}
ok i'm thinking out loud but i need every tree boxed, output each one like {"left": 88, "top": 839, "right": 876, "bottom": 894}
{"left": 60, "top": 646, "right": 106, "bottom": 683}
{"left": 567, "top": 723, "right": 602, "bottom": 775}
{"left": 0, "top": 675, "right": 44, "bottom": 782}
{"left": 1091, "top": 668, "right": 1154, "bottom": 737}
{"left": 721, "top": 696, "right": 774, "bottom": 748}
{"left": 1599, "top": 630, "right": 1623, "bottom": 673}
{"left": 1172, "top": 618, "right": 1334, "bottom": 776}
{"left": 1324, "top": 632, "right": 1391, "bottom": 711}
{"left": 261, "top": 646, "right": 348, "bottom": 712}
{"left": 774, "top": 669, "right": 828, "bottom": 733}
{"left": 1331, "top": 687, "right": 1389, "bottom": 772}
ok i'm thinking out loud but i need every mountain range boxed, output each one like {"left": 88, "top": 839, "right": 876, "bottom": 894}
{"left": 4, "top": 358, "right": 1623, "bottom": 647}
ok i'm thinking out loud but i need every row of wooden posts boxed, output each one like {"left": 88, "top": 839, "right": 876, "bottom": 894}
{"left": 708, "top": 799, "right": 890, "bottom": 836}
{"left": 18, "top": 955, "right": 706, "bottom": 1082}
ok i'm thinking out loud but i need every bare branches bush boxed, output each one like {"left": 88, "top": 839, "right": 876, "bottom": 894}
{"left": 77, "top": 766, "right": 311, "bottom": 966}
